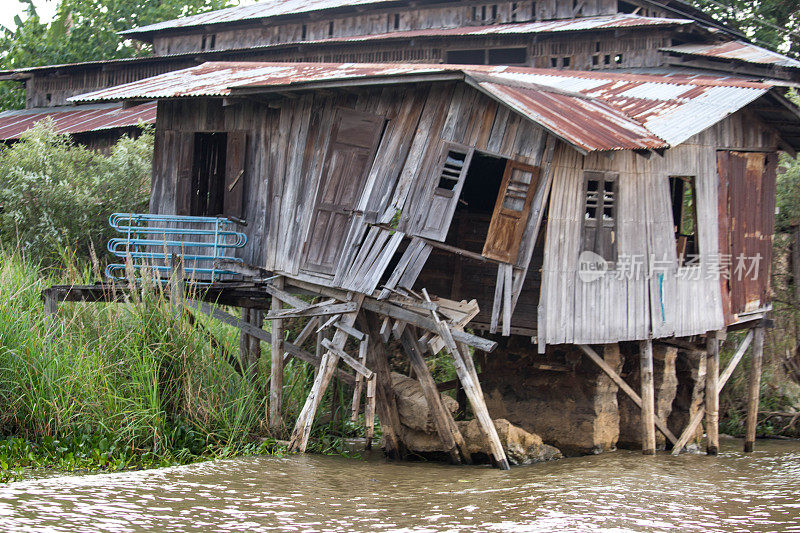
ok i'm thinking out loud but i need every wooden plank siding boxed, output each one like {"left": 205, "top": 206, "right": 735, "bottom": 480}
{"left": 538, "top": 109, "right": 780, "bottom": 345}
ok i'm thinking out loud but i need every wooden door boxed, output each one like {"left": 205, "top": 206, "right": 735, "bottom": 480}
{"left": 223, "top": 131, "right": 247, "bottom": 219}
{"left": 482, "top": 160, "right": 541, "bottom": 263}
{"left": 304, "top": 108, "right": 384, "bottom": 275}
{"left": 717, "top": 150, "right": 778, "bottom": 321}
{"left": 417, "top": 143, "right": 473, "bottom": 241}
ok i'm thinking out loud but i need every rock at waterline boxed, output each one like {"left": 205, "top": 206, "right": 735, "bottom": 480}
{"left": 390, "top": 372, "right": 562, "bottom": 464}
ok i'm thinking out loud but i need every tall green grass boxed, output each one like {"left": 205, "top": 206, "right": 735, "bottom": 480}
{"left": 0, "top": 251, "right": 369, "bottom": 481}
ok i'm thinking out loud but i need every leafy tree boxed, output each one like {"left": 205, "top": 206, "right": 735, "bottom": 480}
{"left": 0, "top": 0, "right": 236, "bottom": 109}
{"left": 686, "top": 0, "right": 799, "bottom": 57}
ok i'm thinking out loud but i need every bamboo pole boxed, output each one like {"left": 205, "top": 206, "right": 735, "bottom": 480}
{"left": 744, "top": 326, "right": 765, "bottom": 452}
{"left": 640, "top": 340, "right": 657, "bottom": 455}
{"left": 269, "top": 277, "right": 285, "bottom": 434}
{"left": 705, "top": 330, "right": 720, "bottom": 455}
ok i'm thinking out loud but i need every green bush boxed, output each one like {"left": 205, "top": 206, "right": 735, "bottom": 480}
{"left": 0, "top": 121, "right": 152, "bottom": 266}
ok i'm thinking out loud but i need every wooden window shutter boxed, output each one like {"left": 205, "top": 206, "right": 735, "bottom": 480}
{"left": 172, "top": 131, "right": 195, "bottom": 216}
{"left": 223, "top": 131, "right": 247, "bottom": 219}
{"left": 581, "top": 170, "right": 618, "bottom": 262}
{"left": 417, "top": 143, "right": 473, "bottom": 241}
{"left": 482, "top": 160, "right": 541, "bottom": 263}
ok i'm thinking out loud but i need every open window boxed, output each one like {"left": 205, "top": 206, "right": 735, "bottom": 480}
{"left": 174, "top": 131, "right": 247, "bottom": 218}
{"left": 581, "top": 171, "right": 618, "bottom": 263}
{"left": 417, "top": 145, "right": 541, "bottom": 265}
{"left": 669, "top": 176, "right": 698, "bottom": 265}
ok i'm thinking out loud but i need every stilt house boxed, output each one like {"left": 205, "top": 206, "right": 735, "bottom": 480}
{"left": 53, "top": 59, "right": 800, "bottom": 466}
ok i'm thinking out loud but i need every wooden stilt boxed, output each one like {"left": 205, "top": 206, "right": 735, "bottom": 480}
{"left": 639, "top": 340, "right": 657, "bottom": 455}
{"left": 288, "top": 301, "right": 361, "bottom": 453}
{"left": 350, "top": 338, "right": 369, "bottom": 422}
{"left": 239, "top": 307, "right": 251, "bottom": 370}
{"left": 364, "top": 377, "right": 376, "bottom": 449}
{"left": 400, "top": 327, "right": 469, "bottom": 465}
{"left": 43, "top": 291, "right": 58, "bottom": 331}
{"left": 744, "top": 326, "right": 765, "bottom": 452}
{"left": 671, "top": 329, "right": 753, "bottom": 454}
{"left": 578, "top": 344, "right": 678, "bottom": 444}
{"left": 705, "top": 330, "right": 720, "bottom": 455}
{"left": 269, "top": 277, "right": 285, "bottom": 434}
{"left": 248, "top": 310, "right": 263, "bottom": 377}
{"left": 359, "top": 312, "right": 406, "bottom": 460}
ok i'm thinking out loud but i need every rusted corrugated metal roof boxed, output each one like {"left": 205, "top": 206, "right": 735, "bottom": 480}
{"left": 0, "top": 102, "right": 156, "bottom": 140}
{"left": 121, "top": 0, "right": 404, "bottom": 35}
{"left": 69, "top": 62, "right": 790, "bottom": 152}
{"left": 661, "top": 41, "right": 800, "bottom": 69}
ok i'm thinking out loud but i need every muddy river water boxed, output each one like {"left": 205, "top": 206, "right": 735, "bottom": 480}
{"left": 1, "top": 437, "right": 798, "bottom": 532}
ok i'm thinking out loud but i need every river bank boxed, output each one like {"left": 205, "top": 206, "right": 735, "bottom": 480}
{"left": 1, "top": 436, "right": 799, "bottom": 532}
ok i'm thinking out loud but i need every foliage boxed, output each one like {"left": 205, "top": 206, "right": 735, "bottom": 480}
{"left": 0, "top": 251, "right": 369, "bottom": 482}
{"left": 0, "top": 121, "right": 152, "bottom": 266}
{"left": 686, "top": 0, "right": 799, "bottom": 57}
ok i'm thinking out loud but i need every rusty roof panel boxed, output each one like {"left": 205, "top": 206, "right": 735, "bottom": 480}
{"left": 121, "top": 0, "right": 403, "bottom": 35}
{"left": 70, "top": 62, "right": 788, "bottom": 152}
{"left": 661, "top": 41, "right": 800, "bottom": 69}
{"left": 0, "top": 102, "right": 156, "bottom": 140}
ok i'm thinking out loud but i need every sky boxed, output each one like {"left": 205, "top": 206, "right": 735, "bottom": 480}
{"left": 0, "top": 0, "right": 57, "bottom": 31}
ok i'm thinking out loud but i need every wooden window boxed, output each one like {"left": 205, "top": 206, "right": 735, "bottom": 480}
{"left": 394, "top": 13, "right": 400, "bottom": 29}
{"left": 447, "top": 49, "right": 486, "bottom": 64}
{"left": 511, "top": 2, "right": 518, "bottom": 20}
{"left": 417, "top": 143, "right": 473, "bottom": 241}
{"left": 562, "top": 56, "right": 571, "bottom": 67}
{"left": 581, "top": 171, "right": 618, "bottom": 262}
{"left": 483, "top": 161, "right": 541, "bottom": 263}
{"left": 488, "top": 48, "right": 527, "bottom": 65}
{"left": 301, "top": 24, "right": 307, "bottom": 40}
{"left": 491, "top": 4, "right": 498, "bottom": 21}
{"left": 669, "top": 176, "right": 698, "bottom": 265}
{"left": 328, "top": 21, "right": 334, "bottom": 37}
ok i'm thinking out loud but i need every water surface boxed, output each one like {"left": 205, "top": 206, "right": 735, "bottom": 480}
{"left": 1, "top": 438, "right": 799, "bottom": 532}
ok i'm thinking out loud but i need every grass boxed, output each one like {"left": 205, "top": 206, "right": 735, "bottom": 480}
{"left": 0, "top": 250, "right": 373, "bottom": 482}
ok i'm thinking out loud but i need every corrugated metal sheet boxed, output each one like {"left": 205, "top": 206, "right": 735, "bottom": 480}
{"left": 120, "top": 0, "right": 403, "bottom": 35}
{"left": 661, "top": 41, "right": 800, "bottom": 69}
{"left": 69, "top": 62, "right": 786, "bottom": 152}
{"left": 0, "top": 102, "right": 156, "bottom": 140}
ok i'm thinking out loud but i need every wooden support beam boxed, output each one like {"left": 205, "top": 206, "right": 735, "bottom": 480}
{"left": 578, "top": 344, "right": 678, "bottom": 444}
{"left": 400, "top": 327, "right": 469, "bottom": 465}
{"left": 263, "top": 301, "right": 357, "bottom": 320}
{"left": 286, "top": 278, "right": 497, "bottom": 352}
{"left": 188, "top": 299, "right": 354, "bottom": 385}
{"left": 364, "top": 377, "right": 376, "bottom": 449}
{"left": 671, "top": 329, "right": 753, "bottom": 455}
{"left": 639, "top": 340, "right": 656, "bottom": 455}
{"left": 269, "top": 277, "right": 285, "bottom": 434}
{"left": 288, "top": 297, "right": 363, "bottom": 453}
{"left": 334, "top": 321, "right": 365, "bottom": 341}
{"left": 705, "top": 330, "right": 721, "bottom": 455}
{"left": 350, "top": 338, "right": 369, "bottom": 422}
{"left": 359, "top": 312, "right": 406, "bottom": 460}
{"left": 744, "top": 326, "right": 765, "bottom": 452}
{"left": 283, "top": 316, "right": 319, "bottom": 362}
{"left": 262, "top": 281, "right": 310, "bottom": 310}
{"left": 321, "top": 338, "right": 373, "bottom": 379}
{"left": 421, "top": 289, "right": 508, "bottom": 470}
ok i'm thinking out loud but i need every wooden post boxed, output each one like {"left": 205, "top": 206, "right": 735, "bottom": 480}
{"left": 364, "top": 377, "right": 376, "bottom": 449}
{"left": 350, "top": 338, "right": 369, "bottom": 422}
{"left": 248, "top": 310, "right": 262, "bottom": 375}
{"left": 705, "top": 330, "right": 720, "bottom": 455}
{"left": 288, "top": 299, "right": 362, "bottom": 453}
{"left": 239, "top": 308, "right": 252, "bottom": 376}
{"left": 359, "top": 312, "right": 406, "bottom": 460}
{"left": 43, "top": 290, "right": 58, "bottom": 331}
{"left": 269, "top": 277, "right": 285, "bottom": 434}
{"left": 639, "top": 340, "right": 657, "bottom": 454}
{"left": 400, "top": 327, "right": 468, "bottom": 465}
{"left": 744, "top": 326, "right": 765, "bottom": 452}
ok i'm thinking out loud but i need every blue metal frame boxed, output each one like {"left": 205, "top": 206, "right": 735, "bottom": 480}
{"left": 106, "top": 213, "right": 248, "bottom": 283}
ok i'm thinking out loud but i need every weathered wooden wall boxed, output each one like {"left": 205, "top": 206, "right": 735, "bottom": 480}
{"left": 538, "top": 108, "right": 780, "bottom": 345}
{"left": 151, "top": 0, "right": 622, "bottom": 56}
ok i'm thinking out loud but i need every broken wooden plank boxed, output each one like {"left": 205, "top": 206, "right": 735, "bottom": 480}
{"left": 321, "top": 338, "right": 373, "bottom": 379}
{"left": 263, "top": 300, "right": 356, "bottom": 320}
{"left": 400, "top": 327, "right": 468, "bottom": 464}
{"left": 188, "top": 299, "right": 354, "bottom": 385}
{"left": 334, "top": 320, "right": 365, "bottom": 341}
